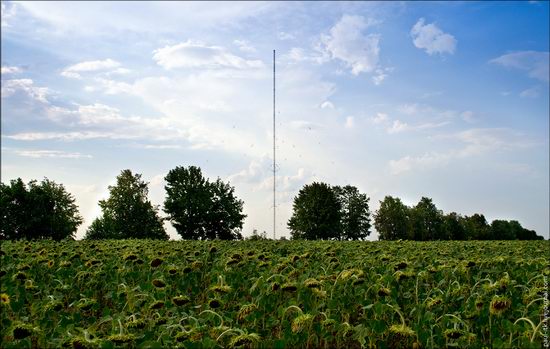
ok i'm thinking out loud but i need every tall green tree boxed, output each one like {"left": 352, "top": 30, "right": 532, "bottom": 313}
{"left": 1, "top": 178, "right": 82, "bottom": 240}
{"left": 374, "top": 196, "right": 410, "bottom": 240}
{"left": 443, "top": 212, "right": 467, "bottom": 240}
{"left": 462, "top": 214, "right": 492, "bottom": 240}
{"left": 288, "top": 182, "right": 342, "bottom": 240}
{"left": 409, "top": 197, "right": 446, "bottom": 240}
{"left": 164, "top": 166, "right": 245, "bottom": 240}
{"left": 85, "top": 170, "right": 168, "bottom": 240}
{"left": 333, "top": 185, "right": 371, "bottom": 240}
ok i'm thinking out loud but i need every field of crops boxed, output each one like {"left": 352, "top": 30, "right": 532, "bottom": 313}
{"left": 1, "top": 240, "right": 548, "bottom": 348}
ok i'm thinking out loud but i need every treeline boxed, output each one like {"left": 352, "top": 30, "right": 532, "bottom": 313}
{"left": 286, "top": 182, "right": 543, "bottom": 241}
{"left": 0, "top": 169, "right": 544, "bottom": 241}
{"left": 374, "top": 196, "right": 543, "bottom": 241}
{"left": 1, "top": 167, "right": 245, "bottom": 241}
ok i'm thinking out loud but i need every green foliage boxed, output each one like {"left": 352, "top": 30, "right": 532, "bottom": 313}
{"left": 288, "top": 182, "right": 342, "bottom": 240}
{"left": 164, "top": 166, "right": 245, "bottom": 240}
{"left": 375, "top": 197, "right": 543, "bottom": 241}
{"left": 84, "top": 170, "right": 168, "bottom": 240}
{"left": 462, "top": 213, "right": 492, "bottom": 240}
{"left": 0, "top": 240, "right": 548, "bottom": 348}
{"left": 0, "top": 178, "right": 82, "bottom": 240}
{"left": 374, "top": 196, "right": 410, "bottom": 240}
{"left": 333, "top": 185, "right": 371, "bottom": 240}
{"left": 409, "top": 197, "right": 446, "bottom": 240}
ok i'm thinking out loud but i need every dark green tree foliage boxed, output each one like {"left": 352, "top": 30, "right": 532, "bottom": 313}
{"left": 85, "top": 170, "right": 168, "bottom": 240}
{"left": 164, "top": 166, "right": 245, "bottom": 240}
{"left": 333, "top": 185, "right": 371, "bottom": 240}
{"left": 462, "top": 214, "right": 492, "bottom": 240}
{"left": 1, "top": 178, "right": 82, "bottom": 240}
{"left": 443, "top": 212, "right": 467, "bottom": 240}
{"left": 409, "top": 197, "right": 447, "bottom": 240}
{"left": 491, "top": 219, "right": 543, "bottom": 240}
{"left": 373, "top": 196, "right": 410, "bottom": 240}
{"left": 288, "top": 182, "right": 342, "bottom": 240}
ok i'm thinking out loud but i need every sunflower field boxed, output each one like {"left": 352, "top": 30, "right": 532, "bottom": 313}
{"left": 0, "top": 240, "right": 548, "bottom": 348}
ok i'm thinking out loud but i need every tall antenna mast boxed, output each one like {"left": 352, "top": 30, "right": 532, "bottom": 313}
{"left": 273, "top": 49, "right": 276, "bottom": 240}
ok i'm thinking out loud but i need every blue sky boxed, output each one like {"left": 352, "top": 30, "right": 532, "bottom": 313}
{"left": 1, "top": 1, "right": 549, "bottom": 239}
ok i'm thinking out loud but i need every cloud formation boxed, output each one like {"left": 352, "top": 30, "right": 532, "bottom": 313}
{"left": 1, "top": 66, "right": 21, "bottom": 74}
{"left": 490, "top": 51, "right": 549, "bottom": 82}
{"left": 411, "top": 18, "right": 457, "bottom": 55}
{"left": 152, "top": 41, "right": 264, "bottom": 70}
{"left": 61, "top": 59, "right": 121, "bottom": 79}
{"left": 320, "top": 15, "right": 381, "bottom": 75}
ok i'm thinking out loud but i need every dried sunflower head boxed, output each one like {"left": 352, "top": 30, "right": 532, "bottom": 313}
{"left": 229, "top": 333, "right": 261, "bottom": 348}
{"left": 291, "top": 314, "right": 313, "bottom": 333}
{"left": 1, "top": 293, "right": 10, "bottom": 306}
{"left": 172, "top": 295, "right": 190, "bottom": 306}
{"left": 490, "top": 295, "right": 511, "bottom": 316}
{"left": 237, "top": 303, "right": 258, "bottom": 321}
{"left": 152, "top": 279, "right": 166, "bottom": 288}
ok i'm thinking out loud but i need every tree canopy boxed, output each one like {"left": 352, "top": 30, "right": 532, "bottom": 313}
{"left": 85, "top": 170, "right": 168, "bottom": 240}
{"left": 164, "top": 166, "right": 245, "bottom": 240}
{"left": 373, "top": 196, "right": 410, "bottom": 241}
{"left": 374, "top": 197, "right": 543, "bottom": 241}
{"left": 333, "top": 185, "right": 371, "bottom": 240}
{"left": 288, "top": 182, "right": 342, "bottom": 240}
{"left": 1, "top": 178, "right": 83, "bottom": 240}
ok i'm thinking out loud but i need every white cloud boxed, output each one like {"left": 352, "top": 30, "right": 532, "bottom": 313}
{"left": 1, "top": 66, "right": 22, "bottom": 74}
{"left": 455, "top": 128, "right": 537, "bottom": 156}
{"left": 320, "top": 15, "right": 381, "bottom": 75}
{"left": 14, "top": 149, "right": 92, "bottom": 159}
{"left": 390, "top": 152, "right": 451, "bottom": 175}
{"left": 14, "top": 2, "right": 276, "bottom": 35}
{"left": 6, "top": 131, "right": 117, "bottom": 141}
{"left": 387, "top": 120, "right": 409, "bottom": 134}
{"left": 389, "top": 128, "right": 538, "bottom": 175}
{"left": 320, "top": 101, "right": 334, "bottom": 109}
{"left": 1, "top": 79, "right": 49, "bottom": 103}
{"left": 370, "top": 112, "right": 388, "bottom": 124}
{"left": 490, "top": 51, "right": 549, "bottom": 82}
{"left": 460, "top": 110, "right": 476, "bottom": 123}
{"left": 1, "top": 1, "right": 17, "bottom": 28}
{"left": 410, "top": 18, "right": 457, "bottom": 55}
{"left": 227, "top": 155, "right": 272, "bottom": 185}
{"left": 233, "top": 39, "right": 256, "bottom": 53}
{"left": 345, "top": 116, "right": 355, "bottom": 129}
{"left": 61, "top": 59, "right": 121, "bottom": 79}
{"left": 152, "top": 40, "right": 264, "bottom": 70}
{"left": 519, "top": 86, "right": 540, "bottom": 98}
{"left": 398, "top": 103, "right": 420, "bottom": 115}
{"left": 278, "top": 31, "right": 295, "bottom": 41}
{"left": 372, "top": 68, "right": 389, "bottom": 85}
{"left": 290, "top": 120, "right": 323, "bottom": 131}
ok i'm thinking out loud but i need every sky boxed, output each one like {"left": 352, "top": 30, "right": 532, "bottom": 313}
{"left": 1, "top": 1, "right": 549, "bottom": 240}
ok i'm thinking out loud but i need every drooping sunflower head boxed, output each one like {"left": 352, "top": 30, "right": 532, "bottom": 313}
{"left": 11, "top": 322, "right": 34, "bottom": 340}
{"left": 281, "top": 282, "right": 298, "bottom": 292}
{"left": 172, "top": 295, "right": 191, "bottom": 306}
{"left": 291, "top": 313, "right": 313, "bottom": 333}
{"left": 490, "top": 295, "right": 511, "bottom": 316}
{"left": 150, "top": 258, "right": 163, "bottom": 268}
{"left": 208, "top": 298, "right": 222, "bottom": 309}
{"left": 388, "top": 324, "right": 416, "bottom": 349}
{"left": 107, "top": 334, "right": 135, "bottom": 344}
{"left": 0, "top": 293, "right": 10, "bottom": 306}
{"left": 152, "top": 279, "right": 166, "bottom": 288}
{"left": 303, "top": 278, "right": 321, "bottom": 289}
{"left": 210, "top": 285, "right": 232, "bottom": 294}
{"left": 229, "top": 332, "right": 261, "bottom": 348}
{"left": 237, "top": 303, "right": 258, "bottom": 321}
{"left": 149, "top": 300, "right": 165, "bottom": 310}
